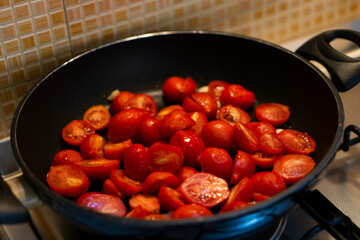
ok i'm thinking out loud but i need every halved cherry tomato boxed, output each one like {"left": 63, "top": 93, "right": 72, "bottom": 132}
{"left": 144, "top": 214, "right": 171, "bottom": 220}
{"left": 102, "top": 179, "right": 126, "bottom": 200}
{"left": 104, "top": 139, "right": 132, "bottom": 161}
{"left": 201, "top": 120, "right": 235, "bottom": 152}
{"left": 53, "top": 149, "right": 83, "bottom": 166}
{"left": 171, "top": 204, "right": 213, "bottom": 219}
{"left": 250, "top": 171, "right": 286, "bottom": 198}
{"left": 110, "top": 91, "right": 135, "bottom": 114}
{"left": 226, "top": 177, "right": 253, "bottom": 204}
{"left": 169, "top": 130, "right": 205, "bottom": 169}
{"left": 182, "top": 93, "right": 218, "bottom": 120}
{"left": 159, "top": 110, "right": 195, "bottom": 140}
{"left": 220, "top": 201, "right": 250, "bottom": 213}
{"left": 174, "top": 166, "right": 199, "bottom": 184}
{"left": 259, "top": 133, "right": 284, "bottom": 155}
{"left": 246, "top": 121, "right": 277, "bottom": 138}
{"left": 220, "top": 84, "right": 255, "bottom": 109}
{"left": 158, "top": 185, "right": 185, "bottom": 211}
{"left": 80, "top": 133, "right": 106, "bottom": 159}
{"left": 62, "top": 120, "right": 95, "bottom": 146}
{"left": 125, "top": 206, "right": 147, "bottom": 218}
{"left": 230, "top": 150, "right": 256, "bottom": 185}
{"left": 162, "top": 76, "right": 197, "bottom": 104}
{"left": 142, "top": 171, "right": 179, "bottom": 195}
{"left": 199, "top": 147, "right": 233, "bottom": 182}
{"left": 273, "top": 154, "right": 315, "bottom": 185}
{"left": 155, "top": 105, "right": 185, "bottom": 120}
{"left": 250, "top": 152, "right": 281, "bottom": 169}
{"left": 123, "top": 143, "right": 149, "bottom": 181}
{"left": 138, "top": 117, "right": 162, "bottom": 147}
{"left": 277, "top": 129, "right": 316, "bottom": 155}
{"left": 178, "top": 172, "right": 229, "bottom": 208}
{"left": 233, "top": 122, "right": 259, "bottom": 153}
{"left": 74, "top": 159, "right": 120, "bottom": 181}
{"left": 123, "top": 93, "right": 157, "bottom": 117}
{"left": 188, "top": 111, "right": 208, "bottom": 135}
{"left": 129, "top": 194, "right": 161, "bottom": 214}
{"left": 255, "top": 103, "right": 290, "bottom": 127}
{"left": 148, "top": 142, "right": 184, "bottom": 173}
{"left": 83, "top": 105, "right": 111, "bottom": 130}
{"left": 47, "top": 164, "right": 89, "bottom": 198}
{"left": 76, "top": 192, "right": 126, "bottom": 217}
{"left": 207, "top": 80, "right": 230, "bottom": 101}
{"left": 218, "top": 105, "right": 251, "bottom": 126}
{"left": 110, "top": 169, "right": 142, "bottom": 196}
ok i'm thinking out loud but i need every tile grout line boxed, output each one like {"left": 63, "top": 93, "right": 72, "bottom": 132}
{"left": 61, "top": 0, "right": 74, "bottom": 58}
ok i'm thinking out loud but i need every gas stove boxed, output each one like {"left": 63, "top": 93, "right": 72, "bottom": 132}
{"left": 1, "top": 20, "right": 360, "bottom": 240}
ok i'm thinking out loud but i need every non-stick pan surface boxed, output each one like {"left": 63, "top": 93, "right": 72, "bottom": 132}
{"left": 11, "top": 31, "right": 344, "bottom": 238}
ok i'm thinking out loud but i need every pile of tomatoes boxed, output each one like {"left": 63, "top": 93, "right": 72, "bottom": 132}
{"left": 46, "top": 76, "right": 316, "bottom": 220}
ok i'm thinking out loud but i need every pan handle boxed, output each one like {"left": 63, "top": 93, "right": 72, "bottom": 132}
{"left": 295, "top": 29, "right": 360, "bottom": 92}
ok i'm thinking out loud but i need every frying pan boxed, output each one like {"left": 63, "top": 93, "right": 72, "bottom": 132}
{"left": 3, "top": 30, "right": 360, "bottom": 239}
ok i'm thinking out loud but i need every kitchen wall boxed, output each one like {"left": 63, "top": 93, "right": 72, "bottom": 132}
{"left": 0, "top": 0, "right": 359, "bottom": 139}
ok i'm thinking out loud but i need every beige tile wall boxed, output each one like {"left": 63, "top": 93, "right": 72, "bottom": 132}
{"left": 0, "top": 0, "right": 359, "bottom": 139}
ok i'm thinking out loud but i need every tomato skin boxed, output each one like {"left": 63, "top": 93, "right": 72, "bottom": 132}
{"left": 247, "top": 121, "right": 277, "bottom": 138}
{"left": 258, "top": 133, "right": 284, "bottom": 155}
{"left": 277, "top": 129, "right": 316, "bottom": 155}
{"left": 142, "top": 172, "right": 179, "bottom": 195}
{"left": 125, "top": 206, "right": 148, "bottom": 218}
{"left": 144, "top": 214, "right": 171, "bottom": 220}
{"left": 74, "top": 159, "right": 120, "bottom": 181}
{"left": 169, "top": 130, "right": 205, "bottom": 169}
{"left": 138, "top": 117, "right": 162, "bottom": 147}
{"left": 162, "top": 76, "right": 197, "bottom": 104}
{"left": 207, "top": 80, "right": 230, "bottom": 101}
{"left": 53, "top": 149, "right": 83, "bottom": 165}
{"left": 174, "top": 166, "right": 199, "bottom": 184}
{"left": 156, "top": 105, "right": 185, "bottom": 120}
{"left": 178, "top": 172, "right": 229, "bottom": 208}
{"left": 110, "top": 169, "right": 142, "bottom": 196}
{"left": 148, "top": 142, "right": 184, "bottom": 173}
{"left": 47, "top": 164, "right": 90, "bottom": 198}
{"left": 104, "top": 139, "right": 132, "bottom": 161}
{"left": 171, "top": 204, "right": 213, "bottom": 219}
{"left": 83, "top": 105, "right": 111, "bottom": 130}
{"left": 159, "top": 110, "right": 195, "bottom": 140}
{"left": 123, "top": 93, "right": 157, "bottom": 117}
{"left": 250, "top": 152, "right": 281, "bottom": 169}
{"left": 80, "top": 133, "right": 106, "bottom": 159}
{"left": 273, "top": 154, "right": 315, "bottom": 185}
{"left": 230, "top": 150, "right": 256, "bottom": 185}
{"left": 220, "top": 201, "right": 250, "bottom": 213}
{"left": 220, "top": 84, "right": 255, "bottom": 109}
{"left": 201, "top": 120, "right": 235, "bottom": 151}
{"left": 233, "top": 122, "right": 260, "bottom": 153}
{"left": 62, "top": 120, "right": 95, "bottom": 146}
{"left": 199, "top": 147, "right": 233, "bottom": 182}
{"left": 123, "top": 143, "right": 149, "bottom": 181}
{"left": 250, "top": 171, "right": 286, "bottom": 198}
{"left": 76, "top": 192, "right": 126, "bottom": 217}
{"left": 102, "top": 179, "right": 126, "bottom": 200}
{"left": 108, "top": 108, "right": 150, "bottom": 143}
{"left": 218, "top": 105, "right": 251, "bottom": 126}
{"left": 188, "top": 111, "right": 208, "bottom": 135}
{"left": 129, "top": 194, "right": 161, "bottom": 214}
{"left": 182, "top": 93, "right": 218, "bottom": 120}
{"left": 255, "top": 103, "right": 290, "bottom": 127}
{"left": 158, "top": 185, "right": 186, "bottom": 211}
{"left": 227, "top": 177, "right": 253, "bottom": 204}
{"left": 110, "top": 91, "right": 135, "bottom": 114}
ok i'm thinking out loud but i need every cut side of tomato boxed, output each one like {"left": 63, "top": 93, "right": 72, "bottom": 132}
{"left": 158, "top": 185, "right": 185, "bottom": 211}
{"left": 148, "top": 142, "right": 184, "bottom": 173}
{"left": 255, "top": 103, "right": 290, "bottom": 127}
{"left": 218, "top": 105, "right": 251, "bottom": 126}
{"left": 258, "top": 133, "right": 284, "bottom": 155}
{"left": 142, "top": 172, "right": 179, "bottom": 195}
{"left": 104, "top": 139, "right": 132, "bottom": 161}
{"left": 110, "top": 169, "right": 142, "bottom": 196}
{"left": 53, "top": 149, "right": 83, "bottom": 166}
{"left": 62, "top": 120, "right": 95, "bottom": 146}
{"left": 129, "top": 194, "right": 161, "bottom": 214}
{"left": 74, "top": 158, "right": 120, "bottom": 181}
{"left": 277, "top": 129, "right": 316, "bottom": 155}
{"left": 230, "top": 150, "right": 256, "bottom": 185}
{"left": 102, "top": 179, "right": 126, "bottom": 200}
{"left": 83, "top": 105, "right": 111, "bottom": 130}
{"left": 220, "top": 201, "right": 250, "bottom": 213}
{"left": 123, "top": 93, "right": 158, "bottom": 117}
{"left": 250, "top": 171, "right": 286, "bottom": 198}
{"left": 234, "top": 122, "right": 259, "bottom": 153}
{"left": 227, "top": 177, "right": 253, "bottom": 204}
{"left": 250, "top": 152, "right": 281, "bottom": 169}
{"left": 171, "top": 204, "right": 213, "bottom": 219}
{"left": 80, "top": 133, "right": 106, "bottom": 159}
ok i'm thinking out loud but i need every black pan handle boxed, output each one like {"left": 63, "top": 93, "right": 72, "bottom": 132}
{"left": 295, "top": 29, "right": 360, "bottom": 92}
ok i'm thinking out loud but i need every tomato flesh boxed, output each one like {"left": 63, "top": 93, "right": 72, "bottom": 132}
{"left": 277, "top": 129, "right": 316, "bottom": 155}
{"left": 62, "top": 120, "right": 95, "bottom": 146}
{"left": 255, "top": 103, "right": 290, "bottom": 127}
{"left": 83, "top": 105, "right": 111, "bottom": 130}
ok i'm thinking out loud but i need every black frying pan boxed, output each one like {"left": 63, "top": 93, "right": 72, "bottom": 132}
{"left": 4, "top": 30, "right": 360, "bottom": 239}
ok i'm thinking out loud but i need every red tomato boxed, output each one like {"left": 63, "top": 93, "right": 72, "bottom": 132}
{"left": 104, "top": 139, "right": 132, "bottom": 161}
{"left": 273, "top": 154, "right": 315, "bottom": 185}
{"left": 62, "top": 120, "right": 95, "bottom": 146}
{"left": 108, "top": 108, "right": 150, "bottom": 143}
{"left": 188, "top": 111, "right": 208, "bottom": 135}
{"left": 102, "top": 179, "right": 126, "bottom": 200}
{"left": 255, "top": 103, "right": 290, "bottom": 126}
{"left": 277, "top": 129, "right": 316, "bottom": 155}
{"left": 123, "top": 93, "right": 157, "bottom": 117}
{"left": 83, "top": 105, "right": 111, "bottom": 130}
{"left": 159, "top": 110, "right": 195, "bottom": 140}
{"left": 218, "top": 105, "right": 251, "bottom": 126}
{"left": 138, "top": 117, "right": 162, "bottom": 147}
{"left": 182, "top": 93, "right": 218, "bottom": 120}
{"left": 220, "top": 84, "right": 255, "bottom": 109}
{"left": 80, "top": 133, "right": 106, "bottom": 159}
{"left": 178, "top": 172, "right": 229, "bottom": 208}
{"left": 148, "top": 142, "right": 184, "bottom": 173}
{"left": 144, "top": 214, "right": 171, "bottom": 220}
{"left": 174, "top": 166, "right": 199, "bottom": 184}
{"left": 250, "top": 152, "right": 281, "bottom": 169}
{"left": 207, "top": 80, "right": 230, "bottom": 101}
{"left": 110, "top": 91, "right": 135, "bottom": 114}
{"left": 247, "top": 121, "right": 277, "bottom": 138}
{"left": 259, "top": 133, "right": 284, "bottom": 155}
{"left": 162, "top": 76, "right": 197, "bottom": 104}
{"left": 123, "top": 143, "right": 149, "bottom": 181}
{"left": 251, "top": 172, "right": 286, "bottom": 198}
{"left": 171, "top": 204, "right": 213, "bottom": 219}
{"left": 220, "top": 201, "right": 250, "bottom": 213}
{"left": 158, "top": 185, "right": 186, "bottom": 211}
{"left": 53, "top": 149, "right": 83, "bottom": 165}
{"left": 142, "top": 172, "right": 179, "bottom": 195}
{"left": 201, "top": 120, "right": 235, "bottom": 151}
{"left": 155, "top": 105, "right": 185, "bottom": 120}
{"left": 129, "top": 194, "right": 161, "bottom": 214}
{"left": 199, "top": 147, "right": 233, "bottom": 182}
{"left": 125, "top": 206, "right": 147, "bottom": 218}
{"left": 169, "top": 130, "right": 205, "bottom": 169}
{"left": 76, "top": 192, "right": 126, "bottom": 217}
{"left": 74, "top": 159, "right": 120, "bottom": 181}
{"left": 46, "top": 164, "right": 89, "bottom": 198}
{"left": 110, "top": 169, "right": 142, "bottom": 196}
{"left": 227, "top": 177, "right": 253, "bottom": 203}
{"left": 230, "top": 150, "right": 256, "bottom": 185}
{"left": 233, "top": 122, "right": 259, "bottom": 153}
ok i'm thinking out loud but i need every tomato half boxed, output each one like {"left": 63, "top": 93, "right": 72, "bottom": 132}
{"left": 230, "top": 150, "right": 256, "bottom": 185}
{"left": 233, "top": 122, "right": 259, "bottom": 153}
{"left": 258, "top": 133, "right": 284, "bottom": 155}
{"left": 162, "top": 76, "right": 197, "bottom": 104}
{"left": 123, "top": 143, "right": 149, "bottom": 181}
{"left": 250, "top": 171, "right": 286, "bottom": 198}
{"left": 171, "top": 204, "right": 213, "bottom": 219}
{"left": 110, "top": 169, "right": 142, "bottom": 196}
{"left": 156, "top": 105, "right": 185, "bottom": 120}
{"left": 62, "top": 120, "right": 95, "bottom": 146}
{"left": 158, "top": 185, "right": 185, "bottom": 211}
{"left": 250, "top": 152, "right": 281, "bottom": 169}
{"left": 102, "top": 179, "right": 126, "bottom": 200}
{"left": 52, "top": 149, "right": 83, "bottom": 165}
{"left": 207, "top": 80, "right": 230, "bottom": 101}
{"left": 220, "top": 84, "right": 255, "bottom": 109}
{"left": 220, "top": 201, "right": 250, "bottom": 213}
{"left": 182, "top": 93, "right": 218, "bottom": 120}
{"left": 188, "top": 111, "right": 208, "bottom": 136}
{"left": 74, "top": 158, "right": 120, "bottom": 181}
{"left": 110, "top": 91, "right": 135, "bottom": 114}
{"left": 246, "top": 121, "right": 277, "bottom": 138}
{"left": 277, "top": 129, "right": 316, "bottom": 155}
{"left": 144, "top": 214, "right": 171, "bottom": 220}
{"left": 138, "top": 117, "right": 162, "bottom": 147}
{"left": 80, "top": 133, "right": 106, "bottom": 159}
{"left": 142, "top": 172, "right": 179, "bottom": 195}
{"left": 201, "top": 120, "right": 235, "bottom": 152}
{"left": 199, "top": 147, "right": 233, "bottom": 182}
{"left": 159, "top": 110, "right": 195, "bottom": 140}
{"left": 148, "top": 142, "right": 184, "bottom": 173}
{"left": 255, "top": 103, "right": 290, "bottom": 127}
{"left": 129, "top": 194, "right": 161, "bottom": 214}
{"left": 104, "top": 139, "right": 132, "bottom": 161}
{"left": 123, "top": 93, "right": 157, "bottom": 117}
{"left": 174, "top": 166, "right": 199, "bottom": 184}
{"left": 218, "top": 105, "right": 251, "bottom": 126}
{"left": 83, "top": 105, "right": 111, "bottom": 130}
